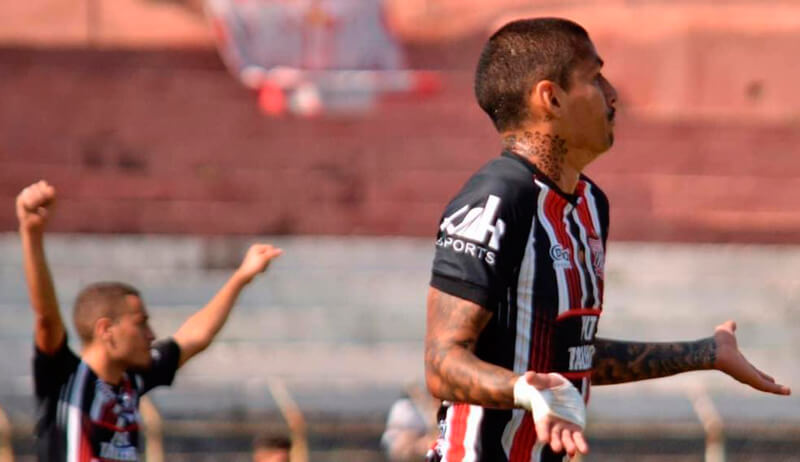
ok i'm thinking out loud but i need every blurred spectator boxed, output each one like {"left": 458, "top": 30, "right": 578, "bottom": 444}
{"left": 381, "top": 383, "right": 440, "bottom": 462}
{"left": 207, "top": 0, "right": 403, "bottom": 87}
{"left": 253, "top": 433, "right": 292, "bottom": 462}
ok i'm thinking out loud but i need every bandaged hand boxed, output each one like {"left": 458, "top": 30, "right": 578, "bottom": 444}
{"left": 513, "top": 372, "right": 589, "bottom": 457}
{"left": 514, "top": 372, "right": 586, "bottom": 428}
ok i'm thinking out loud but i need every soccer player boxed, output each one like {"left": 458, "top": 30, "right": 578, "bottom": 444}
{"left": 424, "top": 18, "right": 791, "bottom": 462}
{"left": 17, "top": 180, "right": 283, "bottom": 461}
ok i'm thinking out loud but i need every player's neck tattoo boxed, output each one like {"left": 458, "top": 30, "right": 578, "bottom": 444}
{"left": 503, "top": 131, "right": 568, "bottom": 183}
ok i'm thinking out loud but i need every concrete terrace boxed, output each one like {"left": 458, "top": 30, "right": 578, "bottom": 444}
{"left": 0, "top": 235, "right": 797, "bottom": 427}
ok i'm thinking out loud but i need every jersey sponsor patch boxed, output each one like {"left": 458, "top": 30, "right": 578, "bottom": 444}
{"left": 436, "top": 195, "right": 507, "bottom": 265}
{"left": 553, "top": 309, "right": 602, "bottom": 377}
{"left": 549, "top": 243, "right": 572, "bottom": 269}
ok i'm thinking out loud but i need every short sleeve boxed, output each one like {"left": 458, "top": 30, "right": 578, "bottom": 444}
{"left": 583, "top": 178, "right": 610, "bottom": 248}
{"left": 137, "top": 338, "right": 181, "bottom": 394}
{"left": 33, "top": 337, "right": 80, "bottom": 400}
{"left": 430, "top": 175, "right": 520, "bottom": 311}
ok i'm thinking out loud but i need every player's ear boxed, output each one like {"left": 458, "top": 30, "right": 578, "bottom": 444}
{"left": 95, "top": 317, "right": 115, "bottom": 348}
{"left": 530, "top": 80, "right": 564, "bottom": 121}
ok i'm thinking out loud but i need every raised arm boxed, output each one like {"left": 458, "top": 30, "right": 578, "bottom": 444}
{"left": 592, "top": 321, "right": 791, "bottom": 395}
{"left": 17, "top": 181, "right": 65, "bottom": 354}
{"left": 425, "top": 287, "right": 588, "bottom": 456}
{"left": 172, "top": 244, "right": 282, "bottom": 367}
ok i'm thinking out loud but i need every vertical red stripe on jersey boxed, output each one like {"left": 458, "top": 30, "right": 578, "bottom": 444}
{"left": 445, "top": 403, "right": 470, "bottom": 462}
{"left": 79, "top": 417, "right": 92, "bottom": 462}
{"left": 543, "top": 191, "right": 580, "bottom": 309}
{"left": 515, "top": 308, "right": 554, "bottom": 460}
{"left": 542, "top": 314, "right": 554, "bottom": 372}
{"left": 576, "top": 184, "right": 604, "bottom": 304}
{"left": 509, "top": 413, "right": 536, "bottom": 462}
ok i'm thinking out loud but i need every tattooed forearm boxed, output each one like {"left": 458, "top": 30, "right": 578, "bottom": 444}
{"left": 502, "top": 131, "right": 567, "bottom": 182}
{"left": 425, "top": 288, "right": 518, "bottom": 408}
{"left": 591, "top": 337, "right": 717, "bottom": 385}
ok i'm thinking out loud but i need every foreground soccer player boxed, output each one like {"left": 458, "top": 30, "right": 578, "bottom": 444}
{"left": 17, "top": 180, "right": 282, "bottom": 461}
{"left": 424, "top": 18, "right": 791, "bottom": 461}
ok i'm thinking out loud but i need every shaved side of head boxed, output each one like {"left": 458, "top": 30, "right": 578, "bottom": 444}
{"left": 475, "top": 17, "right": 594, "bottom": 131}
{"left": 73, "top": 282, "right": 140, "bottom": 344}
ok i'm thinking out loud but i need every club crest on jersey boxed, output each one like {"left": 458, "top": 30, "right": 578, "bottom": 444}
{"left": 588, "top": 236, "right": 605, "bottom": 279}
{"left": 436, "top": 195, "right": 506, "bottom": 266}
{"left": 549, "top": 244, "right": 572, "bottom": 268}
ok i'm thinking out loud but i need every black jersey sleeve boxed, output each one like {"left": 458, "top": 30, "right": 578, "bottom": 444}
{"left": 430, "top": 166, "right": 529, "bottom": 312}
{"left": 137, "top": 338, "right": 181, "bottom": 394}
{"left": 598, "top": 191, "right": 610, "bottom": 249}
{"left": 33, "top": 337, "right": 80, "bottom": 400}
{"left": 588, "top": 179, "right": 611, "bottom": 248}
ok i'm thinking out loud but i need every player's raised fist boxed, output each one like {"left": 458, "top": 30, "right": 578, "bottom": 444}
{"left": 235, "top": 244, "right": 283, "bottom": 283}
{"left": 16, "top": 180, "right": 56, "bottom": 231}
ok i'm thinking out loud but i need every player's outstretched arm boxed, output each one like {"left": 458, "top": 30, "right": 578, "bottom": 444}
{"left": 172, "top": 244, "right": 282, "bottom": 367}
{"left": 17, "top": 181, "right": 66, "bottom": 354}
{"left": 592, "top": 321, "right": 791, "bottom": 396}
{"left": 425, "top": 287, "right": 589, "bottom": 457}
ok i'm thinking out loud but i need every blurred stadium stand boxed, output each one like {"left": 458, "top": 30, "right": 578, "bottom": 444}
{"left": 1, "top": 1, "right": 799, "bottom": 460}
{"left": 1, "top": 1, "right": 800, "bottom": 241}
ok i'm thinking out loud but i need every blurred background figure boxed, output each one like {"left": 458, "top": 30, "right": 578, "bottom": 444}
{"left": 207, "top": 0, "right": 403, "bottom": 77}
{"left": 206, "top": 0, "right": 438, "bottom": 116}
{"left": 380, "top": 383, "right": 440, "bottom": 462}
{"left": 252, "top": 433, "right": 291, "bottom": 462}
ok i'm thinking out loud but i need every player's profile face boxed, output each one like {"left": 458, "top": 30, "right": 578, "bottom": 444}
{"left": 558, "top": 42, "right": 618, "bottom": 156}
{"left": 108, "top": 295, "right": 155, "bottom": 369}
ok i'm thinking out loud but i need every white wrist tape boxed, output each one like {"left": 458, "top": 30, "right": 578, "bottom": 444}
{"left": 513, "top": 373, "right": 586, "bottom": 429}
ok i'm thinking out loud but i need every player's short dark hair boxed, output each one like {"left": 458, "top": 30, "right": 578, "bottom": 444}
{"left": 253, "top": 433, "right": 292, "bottom": 451}
{"left": 73, "top": 282, "right": 140, "bottom": 344}
{"left": 475, "top": 17, "right": 594, "bottom": 132}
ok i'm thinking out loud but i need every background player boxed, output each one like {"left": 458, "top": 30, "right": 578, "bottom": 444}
{"left": 252, "top": 433, "right": 291, "bottom": 462}
{"left": 17, "top": 180, "right": 282, "bottom": 461}
{"left": 424, "top": 17, "right": 791, "bottom": 461}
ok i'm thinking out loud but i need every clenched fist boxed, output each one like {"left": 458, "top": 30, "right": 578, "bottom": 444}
{"left": 235, "top": 244, "right": 283, "bottom": 284}
{"left": 16, "top": 181, "right": 56, "bottom": 232}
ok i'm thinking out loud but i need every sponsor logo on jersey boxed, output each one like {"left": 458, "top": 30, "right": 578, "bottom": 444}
{"left": 588, "top": 236, "right": 605, "bottom": 279}
{"left": 580, "top": 315, "right": 598, "bottom": 342}
{"left": 437, "top": 195, "right": 506, "bottom": 265}
{"left": 568, "top": 344, "right": 596, "bottom": 371}
{"left": 549, "top": 244, "right": 572, "bottom": 268}
{"left": 554, "top": 312, "right": 601, "bottom": 374}
{"left": 567, "top": 316, "right": 599, "bottom": 371}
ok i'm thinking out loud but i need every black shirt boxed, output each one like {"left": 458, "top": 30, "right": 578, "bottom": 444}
{"left": 429, "top": 152, "right": 609, "bottom": 462}
{"left": 33, "top": 338, "right": 180, "bottom": 462}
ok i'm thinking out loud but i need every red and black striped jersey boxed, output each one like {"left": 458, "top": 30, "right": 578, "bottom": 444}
{"left": 33, "top": 338, "right": 180, "bottom": 462}
{"left": 429, "top": 151, "right": 609, "bottom": 462}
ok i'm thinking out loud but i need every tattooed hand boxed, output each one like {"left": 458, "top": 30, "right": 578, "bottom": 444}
{"left": 713, "top": 320, "right": 791, "bottom": 395}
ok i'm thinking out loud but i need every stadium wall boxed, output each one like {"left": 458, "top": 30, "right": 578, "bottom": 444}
{"left": 1, "top": 14, "right": 800, "bottom": 242}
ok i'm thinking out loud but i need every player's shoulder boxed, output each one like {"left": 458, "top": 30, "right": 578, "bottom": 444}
{"left": 455, "top": 153, "right": 542, "bottom": 204}
{"left": 579, "top": 174, "right": 609, "bottom": 207}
